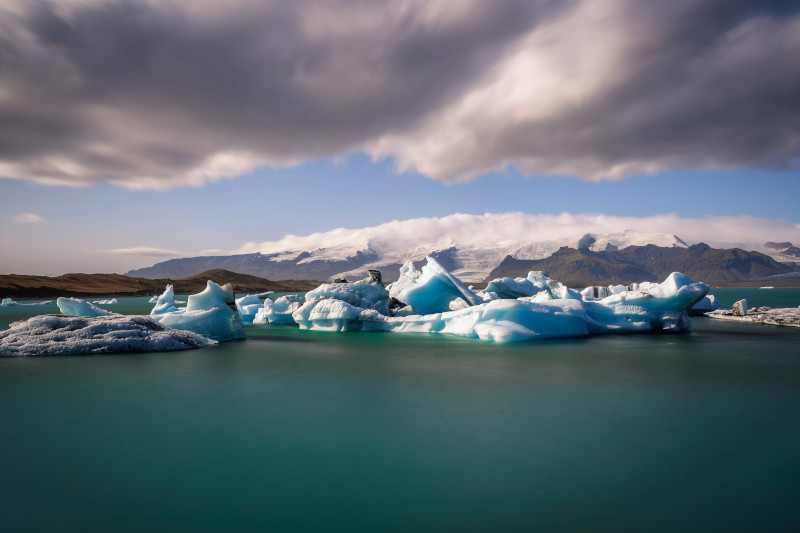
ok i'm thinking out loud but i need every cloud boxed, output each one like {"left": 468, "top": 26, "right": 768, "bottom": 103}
{"left": 232, "top": 212, "right": 800, "bottom": 256}
{"left": 99, "top": 246, "right": 225, "bottom": 258}
{"left": 12, "top": 212, "right": 46, "bottom": 224}
{"left": 0, "top": 0, "right": 798, "bottom": 189}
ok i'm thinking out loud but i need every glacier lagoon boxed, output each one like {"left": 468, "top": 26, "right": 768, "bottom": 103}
{"left": 2, "top": 289, "right": 800, "bottom": 530}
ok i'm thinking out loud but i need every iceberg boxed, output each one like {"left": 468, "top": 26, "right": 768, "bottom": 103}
{"left": 153, "top": 281, "right": 246, "bottom": 342}
{"left": 0, "top": 315, "right": 211, "bottom": 356}
{"left": 91, "top": 298, "right": 118, "bottom": 305}
{"left": 389, "top": 258, "right": 483, "bottom": 314}
{"left": 484, "top": 271, "right": 581, "bottom": 301}
{"left": 57, "top": 297, "right": 117, "bottom": 317}
{"left": 688, "top": 294, "right": 719, "bottom": 315}
{"left": 148, "top": 295, "right": 159, "bottom": 303}
{"left": 253, "top": 295, "right": 302, "bottom": 325}
{"left": 236, "top": 294, "right": 263, "bottom": 323}
{"left": 290, "top": 258, "right": 708, "bottom": 343}
{"left": 1, "top": 297, "right": 17, "bottom": 306}
{"left": 151, "top": 285, "right": 179, "bottom": 315}
{"left": 306, "top": 276, "right": 391, "bottom": 315}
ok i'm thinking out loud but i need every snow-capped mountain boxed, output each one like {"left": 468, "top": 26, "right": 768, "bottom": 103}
{"left": 128, "top": 212, "right": 692, "bottom": 281}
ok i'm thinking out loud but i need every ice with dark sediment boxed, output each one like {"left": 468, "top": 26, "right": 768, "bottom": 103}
{"left": 0, "top": 314, "right": 212, "bottom": 356}
{"left": 708, "top": 299, "right": 800, "bottom": 328}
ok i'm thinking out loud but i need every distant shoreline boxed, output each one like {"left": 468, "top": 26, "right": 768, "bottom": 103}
{"left": 0, "top": 269, "right": 322, "bottom": 299}
{"left": 3, "top": 270, "right": 799, "bottom": 300}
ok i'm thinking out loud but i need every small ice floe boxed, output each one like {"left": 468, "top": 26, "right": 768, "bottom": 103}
{"left": 707, "top": 299, "right": 800, "bottom": 328}
{"left": 759, "top": 286, "right": 775, "bottom": 289}
{"left": 57, "top": 297, "right": 117, "bottom": 317}
{"left": 688, "top": 295, "right": 719, "bottom": 316}
{"left": 0, "top": 315, "right": 212, "bottom": 357}
{"left": 1, "top": 297, "right": 17, "bottom": 306}
{"left": 91, "top": 298, "right": 118, "bottom": 305}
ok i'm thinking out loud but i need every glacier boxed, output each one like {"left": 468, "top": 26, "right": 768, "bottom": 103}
{"left": 284, "top": 257, "right": 709, "bottom": 343}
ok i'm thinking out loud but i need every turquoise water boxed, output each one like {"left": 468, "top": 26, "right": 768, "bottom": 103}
{"left": 2, "top": 290, "right": 800, "bottom": 531}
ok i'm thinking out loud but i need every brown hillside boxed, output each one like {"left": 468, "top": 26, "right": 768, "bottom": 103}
{"left": 0, "top": 269, "right": 321, "bottom": 299}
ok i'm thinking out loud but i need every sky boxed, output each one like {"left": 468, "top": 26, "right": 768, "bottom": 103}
{"left": 1, "top": 0, "right": 799, "bottom": 275}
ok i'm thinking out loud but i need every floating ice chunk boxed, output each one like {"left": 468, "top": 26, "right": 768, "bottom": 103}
{"left": 57, "top": 297, "right": 116, "bottom": 317}
{"left": 688, "top": 294, "right": 719, "bottom": 315}
{"left": 732, "top": 299, "right": 748, "bottom": 317}
{"left": 386, "top": 298, "right": 590, "bottom": 342}
{"left": 1, "top": 297, "right": 17, "bottom": 306}
{"left": 389, "top": 257, "right": 483, "bottom": 315}
{"left": 148, "top": 295, "right": 159, "bottom": 303}
{"left": 91, "top": 298, "right": 118, "bottom": 305}
{"left": 483, "top": 277, "right": 544, "bottom": 299}
{"left": 305, "top": 277, "right": 391, "bottom": 315}
{"left": 254, "top": 295, "right": 302, "bottom": 325}
{"left": 236, "top": 294, "right": 263, "bottom": 323}
{"left": 152, "top": 281, "right": 246, "bottom": 341}
{"left": 293, "top": 299, "right": 388, "bottom": 332}
{"left": 0, "top": 314, "right": 212, "bottom": 356}
{"left": 583, "top": 272, "right": 708, "bottom": 333}
{"left": 150, "top": 285, "right": 179, "bottom": 315}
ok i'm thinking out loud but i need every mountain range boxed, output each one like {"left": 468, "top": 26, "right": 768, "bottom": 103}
{"left": 127, "top": 230, "right": 799, "bottom": 285}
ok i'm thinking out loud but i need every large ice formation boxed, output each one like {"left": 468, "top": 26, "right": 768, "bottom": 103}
{"left": 290, "top": 258, "right": 709, "bottom": 343}
{"left": 0, "top": 315, "right": 212, "bottom": 356}
{"left": 57, "top": 297, "right": 116, "bottom": 317}
{"left": 153, "top": 281, "right": 246, "bottom": 341}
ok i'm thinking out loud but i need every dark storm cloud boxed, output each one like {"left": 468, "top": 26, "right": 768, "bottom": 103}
{"left": 0, "top": 0, "right": 798, "bottom": 188}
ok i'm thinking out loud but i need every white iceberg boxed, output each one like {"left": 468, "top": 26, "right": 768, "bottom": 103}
{"left": 154, "top": 281, "right": 246, "bottom": 342}
{"left": 1, "top": 297, "right": 17, "bottom": 306}
{"left": 148, "top": 295, "right": 159, "bottom": 303}
{"left": 305, "top": 277, "right": 391, "bottom": 315}
{"left": 57, "top": 297, "right": 117, "bottom": 317}
{"left": 483, "top": 271, "right": 582, "bottom": 302}
{"left": 0, "top": 314, "right": 212, "bottom": 357}
{"left": 150, "top": 285, "right": 179, "bottom": 315}
{"left": 91, "top": 298, "right": 118, "bottom": 305}
{"left": 236, "top": 294, "right": 263, "bottom": 323}
{"left": 388, "top": 258, "right": 483, "bottom": 314}
{"left": 253, "top": 295, "right": 302, "bottom": 325}
{"left": 688, "top": 294, "right": 719, "bottom": 315}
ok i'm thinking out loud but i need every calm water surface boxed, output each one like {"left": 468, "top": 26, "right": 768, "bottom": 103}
{"left": 1, "top": 289, "right": 800, "bottom": 531}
